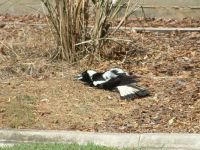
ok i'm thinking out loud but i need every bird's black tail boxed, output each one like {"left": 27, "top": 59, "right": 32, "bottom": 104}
{"left": 132, "top": 84, "right": 150, "bottom": 97}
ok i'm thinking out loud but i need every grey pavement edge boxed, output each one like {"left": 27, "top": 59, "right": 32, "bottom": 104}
{"left": 0, "top": 129, "right": 200, "bottom": 150}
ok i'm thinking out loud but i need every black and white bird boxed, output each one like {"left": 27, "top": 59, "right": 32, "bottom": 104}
{"left": 75, "top": 68, "right": 149, "bottom": 100}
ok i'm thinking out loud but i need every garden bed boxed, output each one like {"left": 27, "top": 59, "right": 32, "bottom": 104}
{"left": 0, "top": 16, "right": 200, "bottom": 133}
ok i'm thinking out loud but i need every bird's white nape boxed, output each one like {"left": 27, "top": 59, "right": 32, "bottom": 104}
{"left": 102, "top": 68, "right": 129, "bottom": 80}
{"left": 102, "top": 71, "right": 118, "bottom": 80}
{"left": 110, "top": 68, "right": 130, "bottom": 76}
{"left": 87, "top": 70, "right": 97, "bottom": 77}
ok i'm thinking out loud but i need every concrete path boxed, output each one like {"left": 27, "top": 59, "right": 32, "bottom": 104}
{"left": 1, "top": 0, "right": 200, "bottom": 19}
{"left": 2, "top": 21, "right": 200, "bottom": 33}
{"left": 0, "top": 129, "right": 200, "bottom": 149}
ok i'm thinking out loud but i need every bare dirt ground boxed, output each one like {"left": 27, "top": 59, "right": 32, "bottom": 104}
{"left": 0, "top": 15, "right": 200, "bottom": 133}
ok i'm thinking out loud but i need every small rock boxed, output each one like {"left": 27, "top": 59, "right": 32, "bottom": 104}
{"left": 40, "top": 98, "right": 49, "bottom": 102}
{"left": 0, "top": 108, "right": 5, "bottom": 113}
{"left": 0, "top": 24, "right": 6, "bottom": 28}
{"left": 168, "top": 117, "right": 176, "bottom": 125}
{"left": 107, "top": 96, "right": 112, "bottom": 100}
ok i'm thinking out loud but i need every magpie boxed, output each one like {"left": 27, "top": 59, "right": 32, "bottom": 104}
{"left": 75, "top": 68, "right": 149, "bottom": 100}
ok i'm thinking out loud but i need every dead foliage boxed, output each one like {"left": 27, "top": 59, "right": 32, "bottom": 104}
{"left": 41, "top": 0, "right": 141, "bottom": 63}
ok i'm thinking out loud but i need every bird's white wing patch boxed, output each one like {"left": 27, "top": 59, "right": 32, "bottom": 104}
{"left": 117, "top": 85, "right": 139, "bottom": 97}
{"left": 102, "top": 71, "right": 117, "bottom": 80}
{"left": 93, "top": 80, "right": 108, "bottom": 86}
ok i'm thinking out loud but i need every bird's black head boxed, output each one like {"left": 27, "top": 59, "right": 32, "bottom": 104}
{"left": 75, "top": 70, "right": 97, "bottom": 86}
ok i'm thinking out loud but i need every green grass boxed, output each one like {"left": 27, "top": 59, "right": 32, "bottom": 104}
{"left": 0, "top": 143, "right": 131, "bottom": 150}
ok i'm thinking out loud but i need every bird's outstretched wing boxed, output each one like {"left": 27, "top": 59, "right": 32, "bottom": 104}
{"left": 95, "top": 77, "right": 121, "bottom": 90}
{"left": 117, "top": 83, "right": 150, "bottom": 100}
{"left": 94, "top": 74, "right": 138, "bottom": 91}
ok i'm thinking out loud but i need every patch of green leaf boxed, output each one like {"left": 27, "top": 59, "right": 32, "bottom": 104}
{"left": 0, "top": 143, "right": 131, "bottom": 150}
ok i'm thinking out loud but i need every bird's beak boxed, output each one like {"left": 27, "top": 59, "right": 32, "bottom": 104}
{"left": 74, "top": 74, "right": 83, "bottom": 80}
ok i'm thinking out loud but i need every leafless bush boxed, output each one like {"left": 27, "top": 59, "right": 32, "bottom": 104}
{"left": 41, "top": 0, "right": 89, "bottom": 62}
{"left": 42, "top": 0, "right": 141, "bottom": 63}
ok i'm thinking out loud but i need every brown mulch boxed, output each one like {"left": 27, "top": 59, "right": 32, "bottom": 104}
{"left": 0, "top": 16, "right": 200, "bottom": 133}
